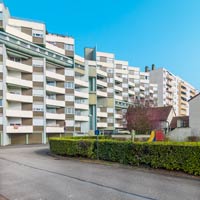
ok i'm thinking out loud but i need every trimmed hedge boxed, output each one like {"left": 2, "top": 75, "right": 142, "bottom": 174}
{"left": 49, "top": 138, "right": 200, "bottom": 176}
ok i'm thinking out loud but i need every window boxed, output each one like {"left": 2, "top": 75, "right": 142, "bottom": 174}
{"left": 65, "top": 69, "right": 74, "bottom": 76}
{"left": 33, "top": 118, "right": 44, "bottom": 126}
{"left": 32, "top": 31, "right": 43, "bottom": 38}
{"left": 65, "top": 44, "right": 74, "bottom": 51}
{"left": 47, "top": 95, "right": 56, "bottom": 100}
{"left": 89, "top": 77, "right": 96, "bottom": 92}
{"left": 107, "top": 58, "right": 113, "bottom": 63}
{"left": 107, "top": 118, "right": 114, "bottom": 123}
{"left": 33, "top": 104, "right": 44, "bottom": 112}
{"left": 33, "top": 74, "right": 44, "bottom": 82}
{"left": 65, "top": 95, "right": 74, "bottom": 101}
{"left": 65, "top": 82, "right": 74, "bottom": 89}
{"left": 47, "top": 108, "right": 56, "bottom": 113}
{"left": 47, "top": 81, "right": 56, "bottom": 86}
{"left": 0, "top": 99, "right": 2, "bottom": 107}
{"left": 66, "top": 107, "right": 74, "bottom": 114}
{"left": 9, "top": 57, "right": 21, "bottom": 62}
{"left": 33, "top": 89, "right": 44, "bottom": 97}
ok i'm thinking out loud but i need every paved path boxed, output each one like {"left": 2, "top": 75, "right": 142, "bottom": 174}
{"left": 0, "top": 145, "right": 199, "bottom": 200}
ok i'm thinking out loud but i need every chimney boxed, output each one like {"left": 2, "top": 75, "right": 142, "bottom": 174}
{"left": 152, "top": 64, "right": 155, "bottom": 70}
{"left": 145, "top": 66, "right": 149, "bottom": 72}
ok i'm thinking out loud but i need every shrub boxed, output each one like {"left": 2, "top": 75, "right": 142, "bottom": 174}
{"left": 49, "top": 138, "right": 200, "bottom": 176}
{"left": 187, "top": 136, "right": 200, "bottom": 142}
{"left": 49, "top": 138, "right": 95, "bottom": 158}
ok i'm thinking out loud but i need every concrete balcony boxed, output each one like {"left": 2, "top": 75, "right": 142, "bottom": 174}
{"left": 46, "top": 85, "right": 65, "bottom": 94}
{"left": 97, "top": 111, "right": 108, "bottom": 118}
{"left": 75, "top": 115, "right": 89, "bottom": 122}
{"left": 97, "top": 69, "right": 107, "bottom": 77}
{"left": 140, "top": 79, "right": 149, "bottom": 84}
{"left": 46, "top": 70, "right": 65, "bottom": 81}
{"left": 6, "top": 60, "right": 33, "bottom": 73}
{"left": 140, "top": 86, "right": 145, "bottom": 91}
{"left": 75, "top": 103, "right": 89, "bottom": 110}
{"left": 97, "top": 122, "right": 107, "bottom": 128}
{"left": 6, "top": 126, "right": 33, "bottom": 133}
{"left": 6, "top": 110, "right": 33, "bottom": 118}
{"left": 75, "top": 79, "right": 88, "bottom": 88}
{"left": 97, "top": 80, "right": 107, "bottom": 88}
{"left": 97, "top": 90, "right": 107, "bottom": 97}
{"left": 46, "top": 126, "right": 64, "bottom": 133}
{"left": 7, "top": 93, "right": 33, "bottom": 103}
{"left": 115, "top": 95, "right": 123, "bottom": 101}
{"left": 46, "top": 113, "right": 65, "bottom": 120}
{"left": 128, "top": 81, "right": 135, "bottom": 87}
{"left": 115, "top": 114, "right": 123, "bottom": 119}
{"left": 115, "top": 123, "right": 123, "bottom": 128}
{"left": 46, "top": 99, "right": 65, "bottom": 107}
{"left": 6, "top": 76, "right": 32, "bottom": 88}
{"left": 75, "top": 91, "right": 89, "bottom": 99}
{"left": 129, "top": 90, "right": 135, "bottom": 96}
{"left": 115, "top": 76, "right": 123, "bottom": 83}
{"left": 114, "top": 85, "right": 123, "bottom": 92}
{"left": 140, "top": 93, "right": 145, "bottom": 98}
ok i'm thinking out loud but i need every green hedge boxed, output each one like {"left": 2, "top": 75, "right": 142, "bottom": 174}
{"left": 49, "top": 138, "right": 200, "bottom": 176}
{"left": 49, "top": 138, "right": 94, "bottom": 158}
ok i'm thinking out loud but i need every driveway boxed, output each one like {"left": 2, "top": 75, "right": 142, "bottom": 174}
{"left": 0, "top": 145, "right": 199, "bottom": 200}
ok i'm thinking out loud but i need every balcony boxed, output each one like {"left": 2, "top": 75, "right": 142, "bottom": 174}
{"left": 75, "top": 103, "right": 89, "bottom": 110}
{"left": 46, "top": 113, "right": 65, "bottom": 120}
{"left": 129, "top": 90, "right": 135, "bottom": 96}
{"left": 75, "top": 115, "right": 89, "bottom": 122}
{"left": 75, "top": 79, "right": 88, "bottom": 88}
{"left": 115, "top": 95, "right": 123, "bottom": 101}
{"left": 46, "top": 99, "right": 65, "bottom": 107}
{"left": 7, "top": 93, "right": 33, "bottom": 103}
{"left": 140, "top": 86, "right": 145, "bottom": 91}
{"left": 97, "top": 69, "right": 107, "bottom": 77}
{"left": 97, "top": 90, "right": 107, "bottom": 97}
{"left": 97, "top": 110, "right": 107, "bottom": 118}
{"left": 6, "top": 110, "right": 33, "bottom": 118}
{"left": 46, "top": 126, "right": 64, "bottom": 133}
{"left": 46, "top": 85, "right": 65, "bottom": 94}
{"left": 115, "top": 76, "right": 123, "bottom": 83}
{"left": 6, "top": 60, "right": 33, "bottom": 73}
{"left": 6, "top": 76, "right": 32, "bottom": 88}
{"left": 75, "top": 91, "right": 89, "bottom": 99}
{"left": 7, "top": 125, "right": 33, "bottom": 133}
{"left": 128, "top": 81, "right": 135, "bottom": 87}
{"left": 97, "top": 80, "right": 107, "bottom": 88}
{"left": 46, "top": 70, "right": 65, "bottom": 81}
{"left": 140, "top": 79, "right": 149, "bottom": 84}
{"left": 97, "top": 122, "right": 107, "bottom": 128}
{"left": 114, "top": 85, "right": 123, "bottom": 92}
{"left": 115, "top": 114, "right": 123, "bottom": 119}
{"left": 115, "top": 123, "right": 123, "bottom": 128}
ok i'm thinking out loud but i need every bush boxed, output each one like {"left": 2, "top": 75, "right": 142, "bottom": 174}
{"left": 49, "top": 138, "right": 200, "bottom": 176}
{"left": 187, "top": 136, "right": 200, "bottom": 142}
{"left": 49, "top": 138, "right": 95, "bottom": 158}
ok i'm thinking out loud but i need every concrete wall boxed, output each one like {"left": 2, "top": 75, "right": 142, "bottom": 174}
{"left": 167, "top": 128, "right": 200, "bottom": 142}
{"left": 149, "top": 68, "right": 164, "bottom": 106}
{"left": 189, "top": 95, "right": 200, "bottom": 132}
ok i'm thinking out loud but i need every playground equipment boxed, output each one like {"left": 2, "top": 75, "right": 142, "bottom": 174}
{"left": 147, "top": 130, "right": 165, "bottom": 142}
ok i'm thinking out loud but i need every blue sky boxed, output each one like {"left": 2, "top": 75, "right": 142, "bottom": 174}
{"left": 4, "top": 0, "right": 200, "bottom": 89}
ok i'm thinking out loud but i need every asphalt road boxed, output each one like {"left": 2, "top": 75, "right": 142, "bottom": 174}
{"left": 0, "top": 145, "right": 199, "bottom": 200}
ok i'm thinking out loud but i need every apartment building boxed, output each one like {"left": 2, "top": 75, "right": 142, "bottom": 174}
{"left": 149, "top": 67, "right": 198, "bottom": 116}
{"left": 0, "top": 2, "right": 75, "bottom": 145}
{"left": 84, "top": 48, "right": 158, "bottom": 134}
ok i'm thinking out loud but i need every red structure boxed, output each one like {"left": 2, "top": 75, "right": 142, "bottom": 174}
{"left": 155, "top": 130, "right": 165, "bottom": 141}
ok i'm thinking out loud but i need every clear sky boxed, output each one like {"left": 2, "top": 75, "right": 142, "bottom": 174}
{"left": 4, "top": 0, "right": 200, "bottom": 89}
